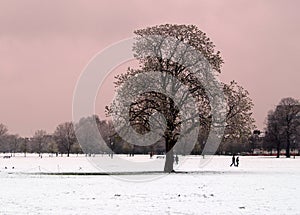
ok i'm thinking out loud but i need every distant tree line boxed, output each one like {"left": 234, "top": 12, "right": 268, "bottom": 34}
{"left": 0, "top": 118, "right": 109, "bottom": 157}
{"left": 0, "top": 113, "right": 251, "bottom": 156}
{"left": 0, "top": 116, "right": 174, "bottom": 156}
{"left": 1, "top": 97, "right": 299, "bottom": 157}
{"left": 222, "top": 97, "right": 300, "bottom": 158}
{"left": 0, "top": 113, "right": 253, "bottom": 157}
{"left": 262, "top": 97, "right": 300, "bottom": 158}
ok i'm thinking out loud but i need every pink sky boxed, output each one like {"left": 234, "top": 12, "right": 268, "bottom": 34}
{"left": 1, "top": 0, "right": 300, "bottom": 136}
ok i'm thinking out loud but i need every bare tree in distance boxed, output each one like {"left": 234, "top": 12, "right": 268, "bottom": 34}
{"left": 20, "top": 137, "right": 29, "bottom": 157}
{"left": 220, "top": 81, "right": 255, "bottom": 153}
{"left": 265, "top": 97, "right": 300, "bottom": 158}
{"left": 0, "top": 123, "right": 8, "bottom": 137}
{"left": 264, "top": 110, "right": 282, "bottom": 157}
{"left": 54, "top": 122, "right": 77, "bottom": 157}
{"left": 75, "top": 115, "right": 112, "bottom": 155}
{"left": 32, "top": 130, "right": 47, "bottom": 157}
{"left": 0, "top": 124, "right": 9, "bottom": 152}
{"left": 277, "top": 98, "right": 300, "bottom": 158}
{"left": 5, "top": 134, "right": 20, "bottom": 156}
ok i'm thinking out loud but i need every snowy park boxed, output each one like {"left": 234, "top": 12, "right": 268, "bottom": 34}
{"left": 1, "top": 154, "right": 300, "bottom": 214}
{"left": 1, "top": 1, "right": 300, "bottom": 214}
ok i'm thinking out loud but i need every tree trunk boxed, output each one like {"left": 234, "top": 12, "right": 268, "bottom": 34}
{"left": 286, "top": 139, "right": 291, "bottom": 158}
{"left": 164, "top": 149, "right": 174, "bottom": 173}
{"left": 286, "top": 129, "right": 291, "bottom": 158}
{"left": 67, "top": 141, "right": 70, "bottom": 157}
{"left": 276, "top": 142, "right": 280, "bottom": 158}
{"left": 164, "top": 139, "right": 174, "bottom": 173}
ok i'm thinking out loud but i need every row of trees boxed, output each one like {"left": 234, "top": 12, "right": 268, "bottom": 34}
{"left": 2, "top": 98, "right": 299, "bottom": 158}
{"left": 0, "top": 115, "right": 254, "bottom": 157}
{"left": 0, "top": 116, "right": 168, "bottom": 156}
{"left": 262, "top": 97, "right": 300, "bottom": 158}
{"left": 2, "top": 97, "right": 298, "bottom": 158}
{"left": 0, "top": 119, "right": 112, "bottom": 157}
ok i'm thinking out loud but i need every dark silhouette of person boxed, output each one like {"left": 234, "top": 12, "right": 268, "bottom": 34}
{"left": 235, "top": 156, "right": 240, "bottom": 167}
{"left": 150, "top": 151, "right": 153, "bottom": 159}
{"left": 175, "top": 154, "right": 179, "bottom": 165}
{"left": 230, "top": 155, "right": 236, "bottom": 167}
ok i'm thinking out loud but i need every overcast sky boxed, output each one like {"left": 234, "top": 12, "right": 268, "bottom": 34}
{"left": 1, "top": 0, "right": 300, "bottom": 136}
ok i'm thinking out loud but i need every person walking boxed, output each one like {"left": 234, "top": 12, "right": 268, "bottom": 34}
{"left": 175, "top": 154, "right": 179, "bottom": 165}
{"left": 230, "top": 154, "right": 236, "bottom": 167}
{"left": 150, "top": 151, "right": 153, "bottom": 159}
{"left": 235, "top": 156, "right": 240, "bottom": 167}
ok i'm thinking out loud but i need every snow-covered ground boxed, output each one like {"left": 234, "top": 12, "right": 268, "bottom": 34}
{"left": 0, "top": 154, "right": 300, "bottom": 214}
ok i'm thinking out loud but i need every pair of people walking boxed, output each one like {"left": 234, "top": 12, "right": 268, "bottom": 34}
{"left": 230, "top": 154, "right": 239, "bottom": 167}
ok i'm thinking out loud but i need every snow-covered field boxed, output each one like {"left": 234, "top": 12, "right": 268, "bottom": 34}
{"left": 0, "top": 154, "right": 300, "bottom": 214}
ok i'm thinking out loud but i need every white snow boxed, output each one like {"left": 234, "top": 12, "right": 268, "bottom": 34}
{"left": 0, "top": 154, "right": 299, "bottom": 214}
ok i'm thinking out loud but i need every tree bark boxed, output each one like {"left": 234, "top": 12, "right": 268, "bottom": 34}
{"left": 286, "top": 139, "right": 291, "bottom": 158}
{"left": 164, "top": 138, "right": 174, "bottom": 173}
{"left": 286, "top": 129, "right": 291, "bottom": 158}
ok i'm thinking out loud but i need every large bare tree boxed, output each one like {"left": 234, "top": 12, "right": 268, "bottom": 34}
{"left": 107, "top": 24, "right": 254, "bottom": 172}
